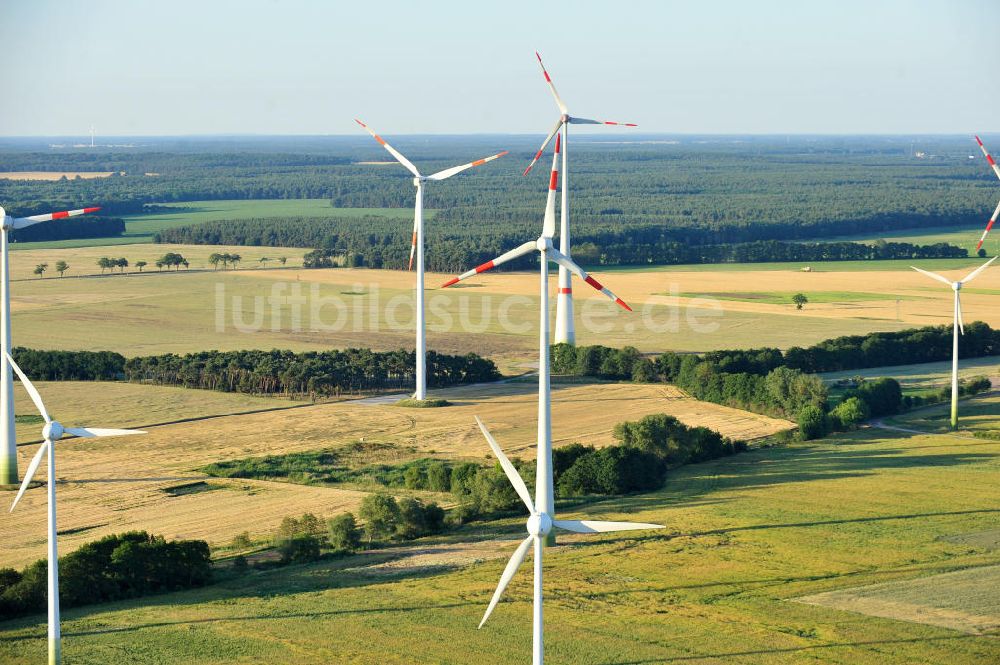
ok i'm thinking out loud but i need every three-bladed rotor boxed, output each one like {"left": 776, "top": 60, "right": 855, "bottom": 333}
{"left": 473, "top": 417, "right": 663, "bottom": 631}
{"left": 522, "top": 53, "right": 637, "bottom": 176}
{"left": 7, "top": 352, "right": 145, "bottom": 512}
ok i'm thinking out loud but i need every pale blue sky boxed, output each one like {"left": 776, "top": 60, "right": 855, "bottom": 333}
{"left": 1, "top": 0, "right": 997, "bottom": 136}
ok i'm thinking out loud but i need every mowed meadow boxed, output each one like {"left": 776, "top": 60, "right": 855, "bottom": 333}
{"left": 1, "top": 379, "right": 791, "bottom": 570}
{"left": 1, "top": 405, "right": 999, "bottom": 664}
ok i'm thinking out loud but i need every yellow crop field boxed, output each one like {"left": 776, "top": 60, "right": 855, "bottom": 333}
{"left": 8, "top": 249, "right": 999, "bottom": 360}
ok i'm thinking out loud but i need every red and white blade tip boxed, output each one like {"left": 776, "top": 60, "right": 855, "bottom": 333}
{"left": 976, "top": 220, "right": 995, "bottom": 251}
{"left": 584, "top": 275, "right": 632, "bottom": 311}
{"left": 603, "top": 121, "right": 638, "bottom": 127}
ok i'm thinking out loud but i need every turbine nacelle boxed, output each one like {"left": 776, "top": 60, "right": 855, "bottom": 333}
{"left": 526, "top": 512, "right": 553, "bottom": 538}
{"left": 536, "top": 236, "right": 553, "bottom": 252}
{"left": 953, "top": 281, "right": 962, "bottom": 291}
{"left": 42, "top": 421, "right": 65, "bottom": 441}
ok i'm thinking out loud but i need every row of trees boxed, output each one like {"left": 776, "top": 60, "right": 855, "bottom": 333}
{"left": 95, "top": 253, "right": 188, "bottom": 273}
{"left": 208, "top": 252, "right": 287, "bottom": 270}
{"left": 0, "top": 532, "right": 211, "bottom": 620}
{"left": 123, "top": 348, "right": 499, "bottom": 396}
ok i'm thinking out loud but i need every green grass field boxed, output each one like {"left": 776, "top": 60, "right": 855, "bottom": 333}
{"left": 11, "top": 200, "right": 423, "bottom": 250}
{"left": 600, "top": 257, "right": 988, "bottom": 273}
{"left": 816, "top": 224, "right": 995, "bottom": 255}
{"left": 679, "top": 291, "right": 926, "bottom": 305}
{"left": 888, "top": 393, "right": 1000, "bottom": 436}
{"left": 821, "top": 358, "right": 1000, "bottom": 400}
{"left": 2, "top": 423, "right": 998, "bottom": 663}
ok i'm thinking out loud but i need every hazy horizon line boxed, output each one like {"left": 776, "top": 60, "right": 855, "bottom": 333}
{"left": 1, "top": 131, "right": 996, "bottom": 140}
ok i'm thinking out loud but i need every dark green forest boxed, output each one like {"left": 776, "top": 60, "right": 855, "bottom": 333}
{"left": 2, "top": 135, "right": 996, "bottom": 264}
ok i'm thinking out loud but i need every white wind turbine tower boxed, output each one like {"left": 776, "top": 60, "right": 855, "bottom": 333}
{"left": 911, "top": 256, "right": 996, "bottom": 429}
{"left": 973, "top": 136, "right": 1000, "bottom": 252}
{"left": 443, "top": 137, "right": 661, "bottom": 665}
{"left": 523, "top": 52, "right": 637, "bottom": 346}
{"left": 7, "top": 352, "right": 144, "bottom": 665}
{"left": 0, "top": 205, "right": 101, "bottom": 485}
{"left": 355, "top": 120, "right": 506, "bottom": 401}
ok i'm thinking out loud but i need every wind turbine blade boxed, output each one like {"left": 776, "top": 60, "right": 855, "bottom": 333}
{"left": 960, "top": 255, "right": 997, "bottom": 284}
{"left": 910, "top": 266, "right": 953, "bottom": 287}
{"left": 535, "top": 52, "right": 568, "bottom": 115}
{"left": 523, "top": 119, "right": 564, "bottom": 176}
{"left": 63, "top": 427, "right": 146, "bottom": 438}
{"left": 354, "top": 119, "right": 421, "bottom": 178}
{"left": 548, "top": 248, "right": 632, "bottom": 311}
{"left": 10, "top": 440, "right": 48, "bottom": 512}
{"left": 479, "top": 535, "right": 533, "bottom": 628}
{"left": 474, "top": 416, "right": 534, "bottom": 514}
{"left": 975, "top": 135, "right": 1000, "bottom": 181}
{"left": 10, "top": 207, "right": 101, "bottom": 230}
{"left": 568, "top": 117, "right": 638, "bottom": 127}
{"left": 440, "top": 241, "right": 536, "bottom": 288}
{"left": 407, "top": 214, "right": 418, "bottom": 271}
{"left": 6, "top": 353, "right": 49, "bottom": 423}
{"left": 542, "top": 133, "right": 561, "bottom": 239}
{"left": 956, "top": 293, "right": 965, "bottom": 335}
{"left": 553, "top": 519, "right": 664, "bottom": 533}
{"left": 426, "top": 151, "right": 508, "bottom": 181}
{"left": 975, "top": 201, "right": 1000, "bottom": 251}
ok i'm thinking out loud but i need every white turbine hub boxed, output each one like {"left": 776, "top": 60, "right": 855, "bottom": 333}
{"left": 526, "top": 512, "right": 553, "bottom": 537}
{"left": 536, "top": 237, "right": 552, "bottom": 251}
{"left": 953, "top": 282, "right": 962, "bottom": 291}
{"left": 42, "top": 421, "right": 64, "bottom": 441}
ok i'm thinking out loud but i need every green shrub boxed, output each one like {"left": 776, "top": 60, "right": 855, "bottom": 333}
{"left": 359, "top": 494, "right": 401, "bottom": 544}
{"left": 403, "top": 465, "right": 428, "bottom": 490}
{"left": 830, "top": 396, "right": 870, "bottom": 429}
{"left": 426, "top": 462, "right": 452, "bottom": 492}
{"left": 797, "top": 405, "right": 828, "bottom": 440}
{"left": 327, "top": 513, "right": 361, "bottom": 554}
{"left": 277, "top": 535, "right": 322, "bottom": 564}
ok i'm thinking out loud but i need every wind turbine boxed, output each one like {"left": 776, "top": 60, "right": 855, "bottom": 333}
{"left": 911, "top": 256, "right": 997, "bottom": 429}
{"left": 523, "top": 52, "right": 637, "bottom": 346}
{"left": 0, "top": 205, "right": 101, "bottom": 484}
{"left": 7, "top": 352, "right": 144, "bottom": 665}
{"left": 443, "top": 137, "right": 661, "bottom": 665}
{"left": 355, "top": 119, "right": 507, "bottom": 401}
{"left": 974, "top": 136, "right": 1000, "bottom": 252}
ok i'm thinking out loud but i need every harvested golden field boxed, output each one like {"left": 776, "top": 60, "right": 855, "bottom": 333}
{"left": 0, "top": 379, "right": 791, "bottom": 568}
{"left": 12, "top": 258, "right": 997, "bottom": 359}
{"left": 0, "top": 172, "right": 115, "bottom": 181}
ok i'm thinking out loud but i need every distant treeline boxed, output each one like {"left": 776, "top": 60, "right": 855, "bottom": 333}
{"left": 552, "top": 344, "right": 826, "bottom": 421}
{"left": 155, "top": 216, "right": 969, "bottom": 270}
{"left": 123, "top": 348, "right": 499, "bottom": 396}
{"left": 9, "top": 216, "right": 124, "bottom": 243}
{"left": 9, "top": 347, "right": 499, "bottom": 397}
{"left": 716, "top": 322, "right": 1000, "bottom": 374}
{"left": 11, "top": 347, "right": 125, "bottom": 380}
{"left": 0, "top": 532, "right": 211, "bottom": 620}
{"left": 552, "top": 322, "right": 1000, "bottom": 438}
